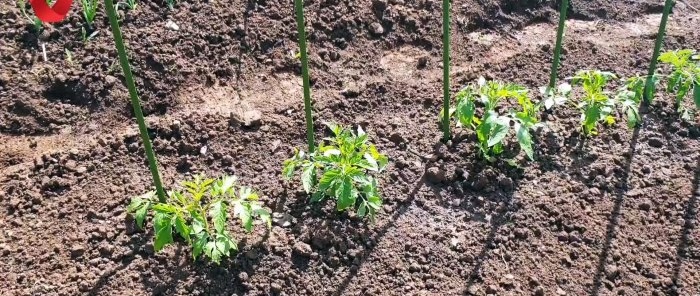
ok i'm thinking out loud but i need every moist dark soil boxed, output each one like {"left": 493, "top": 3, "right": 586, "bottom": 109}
{"left": 2, "top": 0, "right": 700, "bottom": 295}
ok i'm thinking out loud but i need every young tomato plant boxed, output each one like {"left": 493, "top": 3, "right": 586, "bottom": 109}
{"left": 282, "top": 123, "right": 388, "bottom": 221}
{"left": 450, "top": 77, "right": 540, "bottom": 161}
{"left": 658, "top": 49, "right": 700, "bottom": 120}
{"left": 615, "top": 75, "right": 658, "bottom": 127}
{"left": 127, "top": 175, "right": 271, "bottom": 264}
{"left": 570, "top": 70, "right": 618, "bottom": 136}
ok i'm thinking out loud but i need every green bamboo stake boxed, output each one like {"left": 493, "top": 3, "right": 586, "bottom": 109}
{"left": 294, "top": 0, "right": 315, "bottom": 152}
{"left": 104, "top": 0, "right": 166, "bottom": 203}
{"left": 547, "top": 0, "right": 570, "bottom": 90}
{"left": 441, "top": 0, "right": 451, "bottom": 140}
{"left": 644, "top": 0, "right": 674, "bottom": 102}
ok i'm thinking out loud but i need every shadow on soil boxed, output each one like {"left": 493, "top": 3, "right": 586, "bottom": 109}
{"left": 589, "top": 103, "right": 645, "bottom": 295}
{"left": 667, "top": 135, "right": 700, "bottom": 296}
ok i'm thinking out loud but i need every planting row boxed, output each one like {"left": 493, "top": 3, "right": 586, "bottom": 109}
{"left": 127, "top": 49, "right": 699, "bottom": 264}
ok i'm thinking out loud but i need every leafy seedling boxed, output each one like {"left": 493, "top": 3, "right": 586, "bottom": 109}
{"left": 615, "top": 75, "right": 658, "bottom": 127}
{"left": 539, "top": 83, "right": 572, "bottom": 110}
{"left": 658, "top": 49, "right": 700, "bottom": 120}
{"left": 80, "top": 0, "right": 99, "bottom": 28}
{"left": 283, "top": 123, "right": 388, "bottom": 221}
{"left": 449, "top": 77, "right": 541, "bottom": 161}
{"left": 166, "top": 0, "right": 176, "bottom": 9}
{"left": 127, "top": 175, "right": 271, "bottom": 264}
{"left": 570, "top": 70, "right": 618, "bottom": 136}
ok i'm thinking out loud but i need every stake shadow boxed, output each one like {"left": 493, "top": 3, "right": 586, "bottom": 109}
{"left": 589, "top": 103, "right": 645, "bottom": 296}
{"left": 331, "top": 165, "right": 428, "bottom": 296}
{"left": 667, "top": 134, "right": 700, "bottom": 295}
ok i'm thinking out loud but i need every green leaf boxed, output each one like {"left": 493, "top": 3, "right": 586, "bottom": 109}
{"left": 693, "top": 83, "right": 700, "bottom": 109}
{"left": 209, "top": 200, "right": 227, "bottom": 234}
{"left": 173, "top": 214, "right": 191, "bottom": 243}
{"left": 153, "top": 212, "right": 173, "bottom": 252}
{"left": 457, "top": 99, "right": 476, "bottom": 127}
{"left": 192, "top": 232, "right": 208, "bottom": 260}
{"left": 336, "top": 177, "right": 355, "bottom": 211}
{"left": 516, "top": 126, "right": 534, "bottom": 160}
{"left": 254, "top": 207, "right": 272, "bottom": 228}
{"left": 152, "top": 203, "right": 177, "bottom": 214}
{"left": 127, "top": 195, "right": 152, "bottom": 230}
{"left": 487, "top": 117, "right": 510, "bottom": 147}
{"left": 626, "top": 105, "right": 640, "bottom": 128}
{"left": 219, "top": 175, "right": 237, "bottom": 195}
{"left": 301, "top": 164, "right": 316, "bottom": 193}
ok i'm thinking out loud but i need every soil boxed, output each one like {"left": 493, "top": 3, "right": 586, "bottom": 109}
{"left": 1, "top": 0, "right": 700, "bottom": 295}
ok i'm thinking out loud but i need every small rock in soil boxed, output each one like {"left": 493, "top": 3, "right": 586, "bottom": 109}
{"left": 369, "top": 22, "right": 384, "bottom": 35}
{"left": 165, "top": 20, "right": 180, "bottom": 31}
{"left": 648, "top": 137, "right": 663, "bottom": 148}
{"left": 341, "top": 82, "right": 361, "bottom": 97}
{"left": 498, "top": 176, "right": 514, "bottom": 191}
{"left": 272, "top": 212, "right": 294, "bottom": 227}
{"left": 271, "top": 282, "right": 283, "bottom": 294}
{"left": 556, "top": 287, "right": 567, "bottom": 295}
{"left": 70, "top": 245, "right": 85, "bottom": 258}
{"left": 534, "top": 286, "right": 545, "bottom": 296}
{"left": 417, "top": 56, "right": 428, "bottom": 68}
{"left": 293, "top": 242, "right": 312, "bottom": 257}
{"left": 426, "top": 167, "right": 447, "bottom": 184}
{"left": 486, "top": 284, "right": 498, "bottom": 294}
{"left": 467, "top": 286, "right": 480, "bottom": 295}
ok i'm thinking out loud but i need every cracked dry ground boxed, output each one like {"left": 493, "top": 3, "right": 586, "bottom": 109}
{"left": 1, "top": 0, "right": 700, "bottom": 295}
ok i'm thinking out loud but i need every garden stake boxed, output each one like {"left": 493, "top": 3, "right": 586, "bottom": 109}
{"left": 441, "top": 0, "right": 451, "bottom": 140}
{"left": 644, "top": 0, "right": 674, "bottom": 102}
{"left": 547, "top": 0, "right": 569, "bottom": 90}
{"left": 104, "top": 0, "right": 166, "bottom": 203}
{"left": 294, "top": 0, "right": 316, "bottom": 152}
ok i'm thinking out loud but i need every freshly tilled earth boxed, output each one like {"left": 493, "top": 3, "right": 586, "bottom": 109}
{"left": 1, "top": 0, "right": 700, "bottom": 295}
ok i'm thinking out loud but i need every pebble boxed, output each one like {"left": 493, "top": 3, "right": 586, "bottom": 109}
{"left": 293, "top": 242, "right": 312, "bottom": 257}
{"left": 426, "top": 167, "right": 447, "bottom": 184}
{"left": 165, "top": 20, "right": 180, "bottom": 31}
{"left": 369, "top": 22, "right": 384, "bottom": 35}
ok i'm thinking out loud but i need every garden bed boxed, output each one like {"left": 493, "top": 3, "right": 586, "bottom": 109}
{"left": 1, "top": 0, "right": 700, "bottom": 295}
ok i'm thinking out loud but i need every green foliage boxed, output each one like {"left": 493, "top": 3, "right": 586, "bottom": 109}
{"left": 449, "top": 77, "right": 541, "bottom": 161}
{"left": 539, "top": 83, "right": 571, "bottom": 110}
{"left": 166, "top": 0, "right": 176, "bottom": 9}
{"left": 570, "top": 70, "right": 618, "bottom": 136}
{"left": 659, "top": 49, "right": 700, "bottom": 120}
{"left": 615, "top": 75, "right": 656, "bottom": 128}
{"left": 80, "top": 0, "right": 99, "bottom": 27}
{"left": 127, "top": 175, "right": 271, "bottom": 264}
{"left": 17, "top": 0, "right": 44, "bottom": 32}
{"left": 118, "top": 0, "right": 137, "bottom": 10}
{"left": 283, "top": 123, "right": 388, "bottom": 221}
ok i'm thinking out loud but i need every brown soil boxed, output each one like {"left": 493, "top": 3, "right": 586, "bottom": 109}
{"left": 1, "top": 0, "right": 700, "bottom": 295}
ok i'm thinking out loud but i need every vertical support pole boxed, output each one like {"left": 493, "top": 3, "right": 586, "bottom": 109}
{"left": 644, "top": 0, "right": 674, "bottom": 102}
{"left": 104, "top": 0, "right": 166, "bottom": 203}
{"left": 548, "top": 0, "right": 570, "bottom": 90}
{"left": 442, "top": 0, "right": 451, "bottom": 140}
{"left": 294, "top": 0, "right": 316, "bottom": 152}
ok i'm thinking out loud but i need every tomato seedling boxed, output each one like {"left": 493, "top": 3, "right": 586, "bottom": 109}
{"left": 614, "top": 75, "right": 659, "bottom": 127}
{"left": 449, "top": 77, "right": 541, "bottom": 161}
{"left": 128, "top": 175, "right": 271, "bottom": 264}
{"left": 283, "top": 123, "right": 388, "bottom": 221}
{"left": 658, "top": 49, "right": 700, "bottom": 120}
{"left": 570, "top": 70, "right": 618, "bottom": 136}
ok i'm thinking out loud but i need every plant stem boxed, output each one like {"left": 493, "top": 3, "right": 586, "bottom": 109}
{"left": 548, "top": 0, "right": 569, "bottom": 90}
{"left": 441, "top": 0, "right": 451, "bottom": 140}
{"left": 104, "top": 0, "right": 166, "bottom": 203}
{"left": 294, "top": 0, "right": 316, "bottom": 152}
{"left": 644, "top": 0, "right": 674, "bottom": 102}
